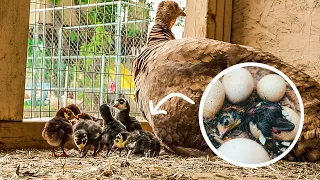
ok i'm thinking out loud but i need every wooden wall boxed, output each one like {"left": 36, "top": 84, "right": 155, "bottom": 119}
{"left": 184, "top": 0, "right": 233, "bottom": 42}
{"left": 0, "top": 0, "right": 30, "bottom": 121}
{"left": 232, "top": 0, "right": 320, "bottom": 82}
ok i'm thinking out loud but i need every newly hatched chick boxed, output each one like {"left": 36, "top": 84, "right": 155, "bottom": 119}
{"left": 113, "top": 130, "right": 161, "bottom": 163}
{"left": 204, "top": 105, "right": 247, "bottom": 148}
{"left": 66, "top": 104, "right": 81, "bottom": 116}
{"left": 62, "top": 104, "right": 81, "bottom": 125}
{"left": 246, "top": 101, "right": 296, "bottom": 157}
{"left": 76, "top": 112, "right": 104, "bottom": 127}
{"left": 73, "top": 119, "right": 103, "bottom": 157}
{"left": 113, "top": 98, "right": 142, "bottom": 132}
{"left": 42, "top": 107, "right": 77, "bottom": 157}
{"left": 100, "top": 104, "right": 127, "bottom": 156}
{"left": 246, "top": 101, "right": 295, "bottom": 142}
{"left": 216, "top": 105, "right": 246, "bottom": 138}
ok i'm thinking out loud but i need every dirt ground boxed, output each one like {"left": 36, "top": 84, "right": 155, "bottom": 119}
{"left": 0, "top": 149, "right": 319, "bottom": 180}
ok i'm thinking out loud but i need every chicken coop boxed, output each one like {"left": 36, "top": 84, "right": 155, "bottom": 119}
{"left": 25, "top": 0, "right": 153, "bottom": 120}
{"left": 1, "top": 0, "right": 320, "bottom": 179}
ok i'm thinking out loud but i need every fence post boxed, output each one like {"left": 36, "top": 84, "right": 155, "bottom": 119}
{"left": 115, "top": 0, "right": 122, "bottom": 99}
{"left": 31, "top": 25, "right": 39, "bottom": 112}
{"left": 100, "top": 55, "right": 106, "bottom": 106}
{"left": 57, "top": 28, "right": 63, "bottom": 108}
{"left": 63, "top": 65, "right": 69, "bottom": 107}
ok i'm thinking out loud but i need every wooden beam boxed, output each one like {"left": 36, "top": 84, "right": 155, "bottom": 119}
{"left": 0, "top": 0, "right": 30, "bottom": 121}
{"left": 223, "top": 0, "right": 233, "bottom": 42}
{"left": 184, "top": 0, "right": 232, "bottom": 42}
{"left": 184, "top": 0, "right": 212, "bottom": 38}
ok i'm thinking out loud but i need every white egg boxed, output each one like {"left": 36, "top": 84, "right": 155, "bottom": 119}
{"left": 222, "top": 68, "right": 254, "bottom": 104}
{"left": 277, "top": 106, "right": 301, "bottom": 141}
{"left": 257, "top": 74, "right": 286, "bottom": 102}
{"left": 218, "top": 138, "right": 270, "bottom": 164}
{"left": 203, "top": 80, "right": 225, "bottom": 118}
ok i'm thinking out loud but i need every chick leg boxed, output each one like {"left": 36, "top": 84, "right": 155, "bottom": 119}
{"left": 93, "top": 143, "right": 100, "bottom": 157}
{"left": 96, "top": 143, "right": 104, "bottom": 153}
{"left": 51, "top": 147, "right": 58, "bottom": 157}
{"left": 80, "top": 147, "right": 89, "bottom": 158}
{"left": 105, "top": 149, "right": 111, "bottom": 157}
{"left": 58, "top": 143, "right": 68, "bottom": 157}
{"left": 119, "top": 149, "right": 122, "bottom": 157}
{"left": 126, "top": 150, "right": 132, "bottom": 163}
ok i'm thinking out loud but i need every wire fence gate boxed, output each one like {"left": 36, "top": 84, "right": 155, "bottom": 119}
{"left": 25, "top": 0, "right": 153, "bottom": 120}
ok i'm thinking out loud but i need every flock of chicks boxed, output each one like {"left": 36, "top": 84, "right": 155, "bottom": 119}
{"left": 41, "top": 98, "right": 160, "bottom": 164}
{"left": 203, "top": 67, "right": 301, "bottom": 160}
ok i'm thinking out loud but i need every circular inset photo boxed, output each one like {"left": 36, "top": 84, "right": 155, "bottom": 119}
{"left": 199, "top": 62, "right": 304, "bottom": 168}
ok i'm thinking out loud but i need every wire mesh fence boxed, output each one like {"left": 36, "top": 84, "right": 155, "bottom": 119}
{"left": 25, "top": 0, "right": 152, "bottom": 120}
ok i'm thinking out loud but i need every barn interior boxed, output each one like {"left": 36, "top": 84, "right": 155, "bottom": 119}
{"left": 1, "top": 0, "right": 320, "bottom": 179}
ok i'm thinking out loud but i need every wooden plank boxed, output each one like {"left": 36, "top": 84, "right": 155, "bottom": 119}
{"left": 223, "top": 0, "right": 233, "bottom": 42}
{"left": 214, "top": 0, "right": 225, "bottom": 41}
{"left": 184, "top": 0, "right": 232, "bottom": 41}
{"left": 0, "top": 122, "right": 54, "bottom": 149}
{"left": 184, "top": 0, "right": 210, "bottom": 38}
{"left": 207, "top": 0, "right": 217, "bottom": 39}
{"left": 0, "top": 0, "right": 30, "bottom": 121}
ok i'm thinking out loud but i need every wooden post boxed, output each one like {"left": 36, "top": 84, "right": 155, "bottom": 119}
{"left": 184, "top": 0, "right": 232, "bottom": 42}
{"left": 0, "top": 0, "right": 30, "bottom": 121}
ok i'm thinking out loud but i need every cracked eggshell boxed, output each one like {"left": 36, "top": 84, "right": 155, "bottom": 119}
{"left": 218, "top": 138, "right": 270, "bottom": 164}
{"left": 257, "top": 74, "right": 286, "bottom": 102}
{"left": 203, "top": 80, "right": 225, "bottom": 119}
{"left": 277, "top": 106, "right": 300, "bottom": 141}
{"left": 222, "top": 68, "right": 254, "bottom": 104}
{"left": 249, "top": 121, "right": 262, "bottom": 139}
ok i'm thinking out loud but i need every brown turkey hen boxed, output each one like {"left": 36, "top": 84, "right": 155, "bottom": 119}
{"left": 133, "top": 0, "right": 320, "bottom": 161}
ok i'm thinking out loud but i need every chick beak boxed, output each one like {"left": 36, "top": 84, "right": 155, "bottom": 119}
{"left": 217, "top": 119, "right": 241, "bottom": 138}
{"left": 217, "top": 124, "right": 229, "bottom": 138}
{"left": 78, "top": 144, "right": 86, "bottom": 151}
{"left": 113, "top": 102, "right": 119, "bottom": 108}
{"left": 181, "top": 11, "right": 186, "bottom": 16}
{"left": 71, "top": 114, "right": 76, "bottom": 120}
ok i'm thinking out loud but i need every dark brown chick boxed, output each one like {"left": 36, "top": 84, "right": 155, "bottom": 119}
{"left": 73, "top": 120, "right": 103, "bottom": 158}
{"left": 113, "top": 98, "right": 142, "bottom": 132}
{"left": 113, "top": 130, "right": 161, "bottom": 164}
{"left": 66, "top": 104, "right": 81, "bottom": 116}
{"left": 42, "top": 107, "right": 76, "bottom": 157}
{"left": 100, "top": 104, "right": 127, "bottom": 156}
{"left": 76, "top": 113, "right": 104, "bottom": 127}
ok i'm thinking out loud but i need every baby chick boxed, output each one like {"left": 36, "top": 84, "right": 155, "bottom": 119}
{"left": 42, "top": 107, "right": 77, "bottom": 157}
{"left": 204, "top": 105, "right": 247, "bottom": 148}
{"left": 59, "top": 104, "right": 81, "bottom": 125}
{"left": 246, "top": 101, "right": 295, "bottom": 142}
{"left": 216, "top": 105, "right": 246, "bottom": 138}
{"left": 113, "top": 130, "right": 160, "bottom": 163}
{"left": 66, "top": 104, "right": 81, "bottom": 116}
{"left": 113, "top": 98, "right": 142, "bottom": 132}
{"left": 100, "top": 104, "right": 127, "bottom": 156}
{"left": 72, "top": 119, "right": 103, "bottom": 157}
{"left": 76, "top": 112, "right": 104, "bottom": 127}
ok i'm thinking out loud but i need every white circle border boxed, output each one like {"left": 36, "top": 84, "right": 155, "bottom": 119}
{"left": 198, "top": 62, "right": 305, "bottom": 168}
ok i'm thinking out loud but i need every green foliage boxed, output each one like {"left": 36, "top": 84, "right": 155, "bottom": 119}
{"left": 75, "top": 25, "right": 114, "bottom": 103}
{"left": 49, "top": 0, "right": 62, "bottom": 5}
{"left": 68, "top": 31, "right": 79, "bottom": 43}
{"left": 80, "top": 25, "right": 114, "bottom": 56}
{"left": 127, "top": 25, "right": 141, "bottom": 37}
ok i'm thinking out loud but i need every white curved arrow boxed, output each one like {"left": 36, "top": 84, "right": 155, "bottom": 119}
{"left": 149, "top": 93, "right": 195, "bottom": 115}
